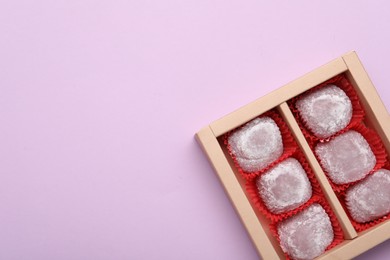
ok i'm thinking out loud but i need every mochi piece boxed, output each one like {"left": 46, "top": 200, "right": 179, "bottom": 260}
{"left": 315, "top": 130, "right": 376, "bottom": 184}
{"left": 346, "top": 169, "right": 390, "bottom": 223}
{"left": 296, "top": 85, "right": 352, "bottom": 138}
{"left": 278, "top": 204, "right": 334, "bottom": 260}
{"left": 257, "top": 158, "right": 312, "bottom": 214}
{"left": 228, "top": 117, "right": 283, "bottom": 172}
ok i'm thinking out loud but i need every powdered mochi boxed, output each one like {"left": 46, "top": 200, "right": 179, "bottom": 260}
{"left": 296, "top": 85, "right": 352, "bottom": 139}
{"left": 346, "top": 169, "right": 390, "bottom": 223}
{"left": 257, "top": 158, "right": 312, "bottom": 214}
{"left": 315, "top": 131, "right": 376, "bottom": 184}
{"left": 228, "top": 117, "right": 283, "bottom": 172}
{"left": 278, "top": 204, "right": 334, "bottom": 260}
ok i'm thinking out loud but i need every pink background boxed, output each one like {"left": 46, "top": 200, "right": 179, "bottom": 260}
{"left": 1, "top": 1, "right": 389, "bottom": 259}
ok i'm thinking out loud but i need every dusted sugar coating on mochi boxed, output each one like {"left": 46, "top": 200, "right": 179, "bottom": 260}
{"left": 228, "top": 117, "right": 283, "bottom": 172}
{"left": 296, "top": 85, "right": 353, "bottom": 138}
{"left": 346, "top": 169, "right": 390, "bottom": 223}
{"left": 278, "top": 204, "right": 334, "bottom": 260}
{"left": 315, "top": 130, "right": 376, "bottom": 185}
{"left": 257, "top": 158, "right": 312, "bottom": 214}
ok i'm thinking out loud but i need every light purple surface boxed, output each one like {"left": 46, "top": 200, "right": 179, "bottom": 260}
{"left": 1, "top": 1, "right": 390, "bottom": 259}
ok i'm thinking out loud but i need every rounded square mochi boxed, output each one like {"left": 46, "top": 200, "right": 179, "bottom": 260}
{"left": 228, "top": 117, "right": 283, "bottom": 172}
{"left": 315, "top": 130, "right": 376, "bottom": 184}
{"left": 346, "top": 169, "right": 390, "bottom": 223}
{"left": 256, "top": 158, "right": 312, "bottom": 214}
{"left": 296, "top": 85, "right": 352, "bottom": 139}
{"left": 277, "top": 204, "right": 334, "bottom": 260}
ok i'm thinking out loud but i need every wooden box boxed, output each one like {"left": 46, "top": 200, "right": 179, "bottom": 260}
{"left": 196, "top": 51, "right": 390, "bottom": 259}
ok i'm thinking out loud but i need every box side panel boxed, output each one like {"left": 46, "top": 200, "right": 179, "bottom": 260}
{"left": 343, "top": 52, "right": 390, "bottom": 154}
{"left": 277, "top": 102, "right": 357, "bottom": 239}
{"left": 196, "top": 127, "right": 282, "bottom": 260}
{"left": 210, "top": 57, "right": 348, "bottom": 137}
{"left": 317, "top": 220, "right": 390, "bottom": 260}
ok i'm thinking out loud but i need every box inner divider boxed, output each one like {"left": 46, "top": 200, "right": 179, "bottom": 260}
{"left": 277, "top": 102, "right": 358, "bottom": 240}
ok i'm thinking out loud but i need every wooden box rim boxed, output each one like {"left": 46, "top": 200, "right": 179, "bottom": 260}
{"left": 196, "top": 51, "right": 390, "bottom": 260}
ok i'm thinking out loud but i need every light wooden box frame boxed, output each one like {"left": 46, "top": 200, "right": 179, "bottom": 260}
{"left": 196, "top": 52, "right": 390, "bottom": 260}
